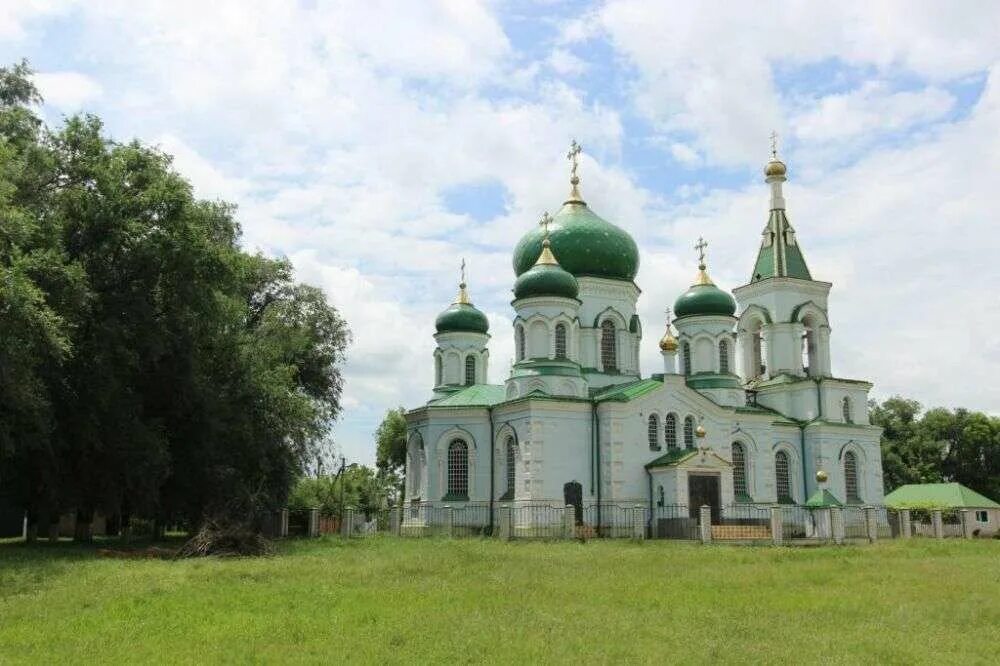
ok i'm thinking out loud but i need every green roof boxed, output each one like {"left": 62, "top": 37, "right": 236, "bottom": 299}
{"left": 512, "top": 200, "right": 639, "bottom": 281}
{"left": 645, "top": 448, "right": 697, "bottom": 468}
{"left": 428, "top": 384, "right": 506, "bottom": 408}
{"left": 513, "top": 260, "right": 579, "bottom": 300}
{"left": 883, "top": 483, "right": 1000, "bottom": 509}
{"left": 805, "top": 488, "right": 843, "bottom": 508}
{"left": 593, "top": 378, "right": 662, "bottom": 402}
{"left": 674, "top": 282, "right": 736, "bottom": 319}
{"left": 435, "top": 302, "right": 489, "bottom": 334}
{"left": 751, "top": 209, "right": 812, "bottom": 282}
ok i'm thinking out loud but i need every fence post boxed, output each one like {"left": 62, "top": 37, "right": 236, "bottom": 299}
{"left": 864, "top": 506, "right": 878, "bottom": 543}
{"left": 563, "top": 505, "right": 574, "bottom": 540}
{"left": 444, "top": 505, "right": 454, "bottom": 537}
{"left": 633, "top": 505, "right": 646, "bottom": 541}
{"left": 501, "top": 504, "right": 513, "bottom": 541}
{"left": 931, "top": 510, "right": 944, "bottom": 539}
{"left": 830, "top": 507, "right": 844, "bottom": 545}
{"left": 770, "top": 506, "right": 784, "bottom": 546}
{"left": 279, "top": 508, "right": 290, "bottom": 538}
{"left": 818, "top": 507, "right": 832, "bottom": 542}
{"left": 308, "top": 508, "right": 319, "bottom": 537}
{"left": 341, "top": 508, "right": 353, "bottom": 538}
{"left": 389, "top": 506, "right": 400, "bottom": 536}
{"left": 960, "top": 509, "right": 974, "bottom": 539}
{"left": 899, "top": 509, "right": 911, "bottom": 539}
{"left": 699, "top": 505, "right": 712, "bottom": 544}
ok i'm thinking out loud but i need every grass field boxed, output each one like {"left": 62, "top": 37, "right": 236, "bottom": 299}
{"left": 1, "top": 537, "right": 998, "bottom": 664}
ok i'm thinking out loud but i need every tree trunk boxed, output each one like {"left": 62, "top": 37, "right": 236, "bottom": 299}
{"left": 47, "top": 520, "right": 60, "bottom": 542}
{"left": 73, "top": 509, "right": 93, "bottom": 543}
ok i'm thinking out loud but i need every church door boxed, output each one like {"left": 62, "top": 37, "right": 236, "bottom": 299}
{"left": 563, "top": 481, "right": 583, "bottom": 526}
{"left": 688, "top": 474, "right": 721, "bottom": 523}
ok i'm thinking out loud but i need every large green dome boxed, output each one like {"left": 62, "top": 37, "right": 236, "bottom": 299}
{"left": 514, "top": 260, "right": 579, "bottom": 300}
{"left": 512, "top": 201, "right": 639, "bottom": 281}
{"left": 435, "top": 299, "right": 489, "bottom": 334}
{"left": 674, "top": 274, "right": 737, "bottom": 319}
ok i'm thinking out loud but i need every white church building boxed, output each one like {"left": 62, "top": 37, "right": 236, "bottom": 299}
{"left": 404, "top": 142, "right": 884, "bottom": 532}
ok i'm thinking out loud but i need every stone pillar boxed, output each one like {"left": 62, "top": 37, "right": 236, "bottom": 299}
{"left": 770, "top": 506, "right": 784, "bottom": 545}
{"left": 389, "top": 507, "right": 400, "bottom": 536}
{"left": 279, "top": 508, "right": 290, "bottom": 538}
{"left": 444, "top": 506, "right": 454, "bottom": 537}
{"left": 308, "top": 508, "right": 319, "bottom": 537}
{"left": 633, "top": 505, "right": 646, "bottom": 541}
{"left": 341, "top": 508, "right": 353, "bottom": 537}
{"left": 960, "top": 509, "right": 974, "bottom": 539}
{"left": 931, "top": 510, "right": 944, "bottom": 539}
{"left": 899, "top": 510, "right": 911, "bottom": 539}
{"left": 864, "top": 506, "right": 878, "bottom": 543}
{"left": 817, "top": 508, "right": 832, "bottom": 541}
{"left": 830, "top": 507, "right": 845, "bottom": 545}
{"left": 699, "top": 505, "right": 712, "bottom": 543}
{"left": 563, "top": 505, "right": 574, "bottom": 540}
{"left": 501, "top": 504, "right": 513, "bottom": 541}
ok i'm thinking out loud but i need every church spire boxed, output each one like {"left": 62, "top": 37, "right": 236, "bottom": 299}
{"left": 751, "top": 134, "right": 812, "bottom": 282}
{"left": 565, "top": 139, "right": 585, "bottom": 204}
{"left": 693, "top": 236, "right": 714, "bottom": 286}
{"left": 533, "top": 212, "right": 559, "bottom": 266}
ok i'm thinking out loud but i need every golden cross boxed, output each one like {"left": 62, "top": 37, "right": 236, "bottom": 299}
{"left": 769, "top": 130, "right": 779, "bottom": 159}
{"left": 567, "top": 139, "right": 582, "bottom": 182}
{"left": 664, "top": 306, "right": 672, "bottom": 327}
{"left": 539, "top": 211, "right": 552, "bottom": 234}
{"left": 694, "top": 237, "right": 708, "bottom": 265}
{"left": 460, "top": 258, "right": 466, "bottom": 285}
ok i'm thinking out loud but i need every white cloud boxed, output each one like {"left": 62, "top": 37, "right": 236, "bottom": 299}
{"left": 33, "top": 71, "right": 102, "bottom": 110}
{"left": 548, "top": 48, "right": 586, "bottom": 76}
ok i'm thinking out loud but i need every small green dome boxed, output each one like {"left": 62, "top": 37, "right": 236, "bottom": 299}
{"left": 514, "top": 260, "right": 579, "bottom": 300}
{"left": 674, "top": 276, "right": 736, "bottom": 319}
{"left": 512, "top": 201, "right": 639, "bottom": 281}
{"left": 435, "top": 302, "right": 489, "bottom": 334}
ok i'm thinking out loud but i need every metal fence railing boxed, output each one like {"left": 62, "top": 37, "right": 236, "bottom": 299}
{"left": 649, "top": 504, "right": 698, "bottom": 539}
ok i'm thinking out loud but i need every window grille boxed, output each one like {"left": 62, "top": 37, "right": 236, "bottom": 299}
{"left": 465, "top": 355, "right": 476, "bottom": 386}
{"left": 657, "top": 485, "right": 665, "bottom": 507}
{"left": 447, "top": 440, "right": 468, "bottom": 498}
{"left": 719, "top": 339, "right": 729, "bottom": 374}
{"left": 647, "top": 414, "right": 661, "bottom": 451}
{"left": 516, "top": 325, "right": 525, "bottom": 361}
{"left": 682, "top": 341, "right": 692, "bottom": 376}
{"left": 554, "top": 323, "right": 567, "bottom": 359}
{"left": 683, "top": 416, "right": 694, "bottom": 448}
{"left": 665, "top": 413, "right": 678, "bottom": 450}
{"left": 732, "top": 442, "right": 748, "bottom": 500}
{"left": 842, "top": 396, "right": 852, "bottom": 423}
{"left": 409, "top": 451, "right": 421, "bottom": 497}
{"left": 844, "top": 451, "right": 860, "bottom": 503}
{"left": 775, "top": 451, "right": 792, "bottom": 503}
{"left": 600, "top": 320, "right": 617, "bottom": 370}
{"left": 505, "top": 437, "right": 517, "bottom": 498}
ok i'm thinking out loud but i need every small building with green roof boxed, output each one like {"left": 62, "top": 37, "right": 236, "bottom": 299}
{"left": 884, "top": 483, "right": 999, "bottom": 535}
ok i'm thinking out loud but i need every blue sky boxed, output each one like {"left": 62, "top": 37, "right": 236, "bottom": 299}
{"left": 3, "top": 1, "right": 999, "bottom": 464}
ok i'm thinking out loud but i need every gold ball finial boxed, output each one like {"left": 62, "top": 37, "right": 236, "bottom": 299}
{"left": 765, "top": 130, "right": 787, "bottom": 178}
{"left": 695, "top": 424, "right": 706, "bottom": 439}
{"left": 659, "top": 332, "right": 678, "bottom": 352}
{"left": 816, "top": 470, "right": 828, "bottom": 483}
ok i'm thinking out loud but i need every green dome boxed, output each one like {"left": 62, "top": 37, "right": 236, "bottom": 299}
{"left": 514, "top": 261, "right": 579, "bottom": 300}
{"left": 512, "top": 201, "right": 639, "bottom": 281}
{"left": 435, "top": 302, "right": 489, "bottom": 334}
{"left": 674, "top": 283, "right": 737, "bottom": 319}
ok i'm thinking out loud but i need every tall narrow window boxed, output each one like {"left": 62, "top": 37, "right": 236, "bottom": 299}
{"left": 683, "top": 416, "right": 694, "bottom": 448}
{"left": 435, "top": 355, "right": 442, "bottom": 386}
{"left": 409, "top": 451, "right": 422, "bottom": 498}
{"left": 657, "top": 485, "right": 665, "bottom": 507}
{"left": 842, "top": 396, "right": 852, "bottom": 423}
{"left": 844, "top": 451, "right": 860, "bottom": 503}
{"left": 682, "top": 341, "right": 692, "bottom": 376}
{"left": 554, "top": 323, "right": 567, "bottom": 359}
{"left": 775, "top": 451, "right": 792, "bottom": 503}
{"left": 665, "top": 413, "right": 678, "bottom": 450}
{"left": 447, "top": 440, "right": 468, "bottom": 498}
{"left": 732, "top": 442, "right": 748, "bottom": 501}
{"left": 719, "top": 339, "right": 729, "bottom": 374}
{"left": 465, "top": 355, "right": 476, "bottom": 386}
{"left": 516, "top": 325, "right": 525, "bottom": 362}
{"left": 751, "top": 320, "right": 765, "bottom": 377}
{"left": 600, "top": 320, "right": 617, "bottom": 371}
{"left": 801, "top": 315, "right": 817, "bottom": 376}
{"left": 505, "top": 437, "right": 517, "bottom": 499}
{"left": 647, "top": 414, "right": 661, "bottom": 451}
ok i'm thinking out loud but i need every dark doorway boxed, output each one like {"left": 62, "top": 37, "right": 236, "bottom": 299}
{"left": 563, "top": 481, "right": 583, "bottom": 526}
{"left": 688, "top": 474, "right": 721, "bottom": 523}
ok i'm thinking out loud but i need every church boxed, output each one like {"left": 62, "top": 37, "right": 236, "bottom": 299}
{"left": 403, "top": 141, "right": 884, "bottom": 531}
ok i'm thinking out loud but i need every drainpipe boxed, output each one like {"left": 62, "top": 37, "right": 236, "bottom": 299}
{"left": 590, "top": 402, "right": 596, "bottom": 494}
{"left": 594, "top": 401, "right": 602, "bottom": 536}
{"left": 646, "top": 467, "right": 653, "bottom": 536}
{"left": 488, "top": 406, "right": 495, "bottom": 536}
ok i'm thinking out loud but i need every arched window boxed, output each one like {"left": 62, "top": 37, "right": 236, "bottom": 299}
{"left": 801, "top": 316, "right": 816, "bottom": 376}
{"left": 665, "top": 413, "right": 678, "bottom": 450}
{"left": 657, "top": 485, "right": 665, "bottom": 507}
{"left": 554, "top": 323, "right": 567, "bottom": 359}
{"left": 683, "top": 416, "right": 695, "bottom": 448}
{"left": 844, "top": 451, "right": 860, "bottom": 503}
{"left": 600, "top": 320, "right": 617, "bottom": 370}
{"left": 409, "top": 450, "right": 422, "bottom": 498}
{"left": 719, "top": 339, "right": 729, "bottom": 374}
{"left": 732, "top": 442, "right": 748, "bottom": 501}
{"left": 465, "top": 355, "right": 476, "bottom": 386}
{"left": 775, "top": 451, "right": 792, "bottom": 504}
{"left": 682, "top": 341, "right": 692, "bottom": 376}
{"left": 435, "top": 355, "right": 442, "bottom": 386}
{"left": 750, "top": 320, "right": 765, "bottom": 378}
{"left": 516, "top": 325, "right": 526, "bottom": 362}
{"left": 647, "top": 414, "right": 661, "bottom": 451}
{"left": 842, "top": 396, "right": 852, "bottom": 424}
{"left": 505, "top": 437, "right": 517, "bottom": 499}
{"left": 447, "top": 440, "right": 469, "bottom": 498}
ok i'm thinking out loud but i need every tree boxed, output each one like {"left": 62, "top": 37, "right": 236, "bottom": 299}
{"left": 375, "top": 407, "right": 407, "bottom": 474}
{"left": 870, "top": 397, "right": 946, "bottom": 491}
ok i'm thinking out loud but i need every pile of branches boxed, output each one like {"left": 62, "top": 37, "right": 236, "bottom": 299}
{"left": 176, "top": 517, "right": 274, "bottom": 558}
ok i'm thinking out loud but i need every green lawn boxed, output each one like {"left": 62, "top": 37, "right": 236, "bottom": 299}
{"left": 1, "top": 537, "right": 998, "bottom": 664}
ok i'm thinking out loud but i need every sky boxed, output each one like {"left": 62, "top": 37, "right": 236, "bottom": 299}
{"left": 3, "top": 1, "right": 999, "bottom": 465}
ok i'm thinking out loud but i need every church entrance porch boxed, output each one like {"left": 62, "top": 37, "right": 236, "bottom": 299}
{"left": 688, "top": 474, "right": 721, "bottom": 523}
